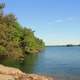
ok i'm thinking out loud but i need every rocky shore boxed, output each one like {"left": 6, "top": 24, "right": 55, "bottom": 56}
{"left": 0, "top": 65, "right": 54, "bottom": 80}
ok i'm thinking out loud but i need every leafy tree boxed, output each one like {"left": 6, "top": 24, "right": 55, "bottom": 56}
{"left": 0, "top": 45, "right": 6, "bottom": 55}
{"left": 0, "top": 3, "right": 45, "bottom": 60}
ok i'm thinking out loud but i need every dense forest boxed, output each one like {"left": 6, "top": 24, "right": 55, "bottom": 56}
{"left": 0, "top": 3, "right": 45, "bottom": 60}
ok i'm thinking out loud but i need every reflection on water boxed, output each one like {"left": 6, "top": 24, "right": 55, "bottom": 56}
{"left": 20, "top": 54, "right": 39, "bottom": 73}
{"left": 0, "top": 54, "right": 39, "bottom": 73}
{"left": 0, "top": 46, "right": 80, "bottom": 80}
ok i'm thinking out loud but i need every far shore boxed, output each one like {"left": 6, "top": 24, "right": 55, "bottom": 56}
{"left": 46, "top": 44, "right": 80, "bottom": 47}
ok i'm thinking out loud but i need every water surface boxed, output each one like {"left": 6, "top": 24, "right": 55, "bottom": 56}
{"left": 0, "top": 46, "right": 80, "bottom": 80}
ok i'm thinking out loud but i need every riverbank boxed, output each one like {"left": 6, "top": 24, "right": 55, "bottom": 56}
{"left": 0, "top": 64, "right": 54, "bottom": 80}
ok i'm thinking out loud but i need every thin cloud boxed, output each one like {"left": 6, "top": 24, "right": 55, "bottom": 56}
{"left": 55, "top": 19, "right": 63, "bottom": 23}
{"left": 48, "top": 19, "right": 63, "bottom": 25}
{"left": 67, "top": 17, "right": 73, "bottom": 21}
{"left": 48, "top": 17, "right": 73, "bottom": 25}
{"left": 55, "top": 17, "right": 73, "bottom": 23}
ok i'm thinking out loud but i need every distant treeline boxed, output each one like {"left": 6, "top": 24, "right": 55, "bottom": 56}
{"left": 0, "top": 3, "right": 45, "bottom": 59}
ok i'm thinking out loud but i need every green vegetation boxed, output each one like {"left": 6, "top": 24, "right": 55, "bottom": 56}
{"left": 0, "top": 3, "right": 45, "bottom": 60}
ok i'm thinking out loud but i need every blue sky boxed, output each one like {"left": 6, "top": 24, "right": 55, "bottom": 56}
{"left": 0, "top": 0, "right": 80, "bottom": 45}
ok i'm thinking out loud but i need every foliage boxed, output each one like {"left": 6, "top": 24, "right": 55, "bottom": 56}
{"left": 0, "top": 3, "right": 45, "bottom": 60}
{"left": 0, "top": 45, "right": 6, "bottom": 55}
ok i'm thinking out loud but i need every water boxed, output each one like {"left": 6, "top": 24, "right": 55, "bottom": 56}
{"left": 0, "top": 46, "right": 80, "bottom": 80}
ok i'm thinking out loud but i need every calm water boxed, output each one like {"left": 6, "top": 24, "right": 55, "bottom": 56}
{"left": 0, "top": 46, "right": 80, "bottom": 80}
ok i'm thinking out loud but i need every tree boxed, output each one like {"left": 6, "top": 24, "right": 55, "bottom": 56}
{"left": 0, "top": 3, "right": 5, "bottom": 16}
{"left": 0, "top": 3, "right": 45, "bottom": 60}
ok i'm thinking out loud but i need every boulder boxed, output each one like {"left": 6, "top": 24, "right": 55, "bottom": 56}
{"left": 0, "top": 64, "right": 54, "bottom": 80}
{"left": 0, "top": 74, "right": 15, "bottom": 80}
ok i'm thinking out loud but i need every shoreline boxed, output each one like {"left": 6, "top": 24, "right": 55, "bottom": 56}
{"left": 0, "top": 64, "right": 54, "bottom": 80}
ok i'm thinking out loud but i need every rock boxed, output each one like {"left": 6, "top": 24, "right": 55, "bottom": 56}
{"left": 0, "top": 64, "right": 54, "bottom": 80}
{"left": 0, "top": 74, "right": 15, "bottom": 80}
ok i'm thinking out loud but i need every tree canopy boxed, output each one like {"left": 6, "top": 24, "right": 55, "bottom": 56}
{"left": 0, "top": 3, "right": 45, "bottom": 60}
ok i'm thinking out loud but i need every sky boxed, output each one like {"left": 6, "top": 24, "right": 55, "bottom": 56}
{"left": 0, "top": 0, "right": 80, "bottom": 45}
